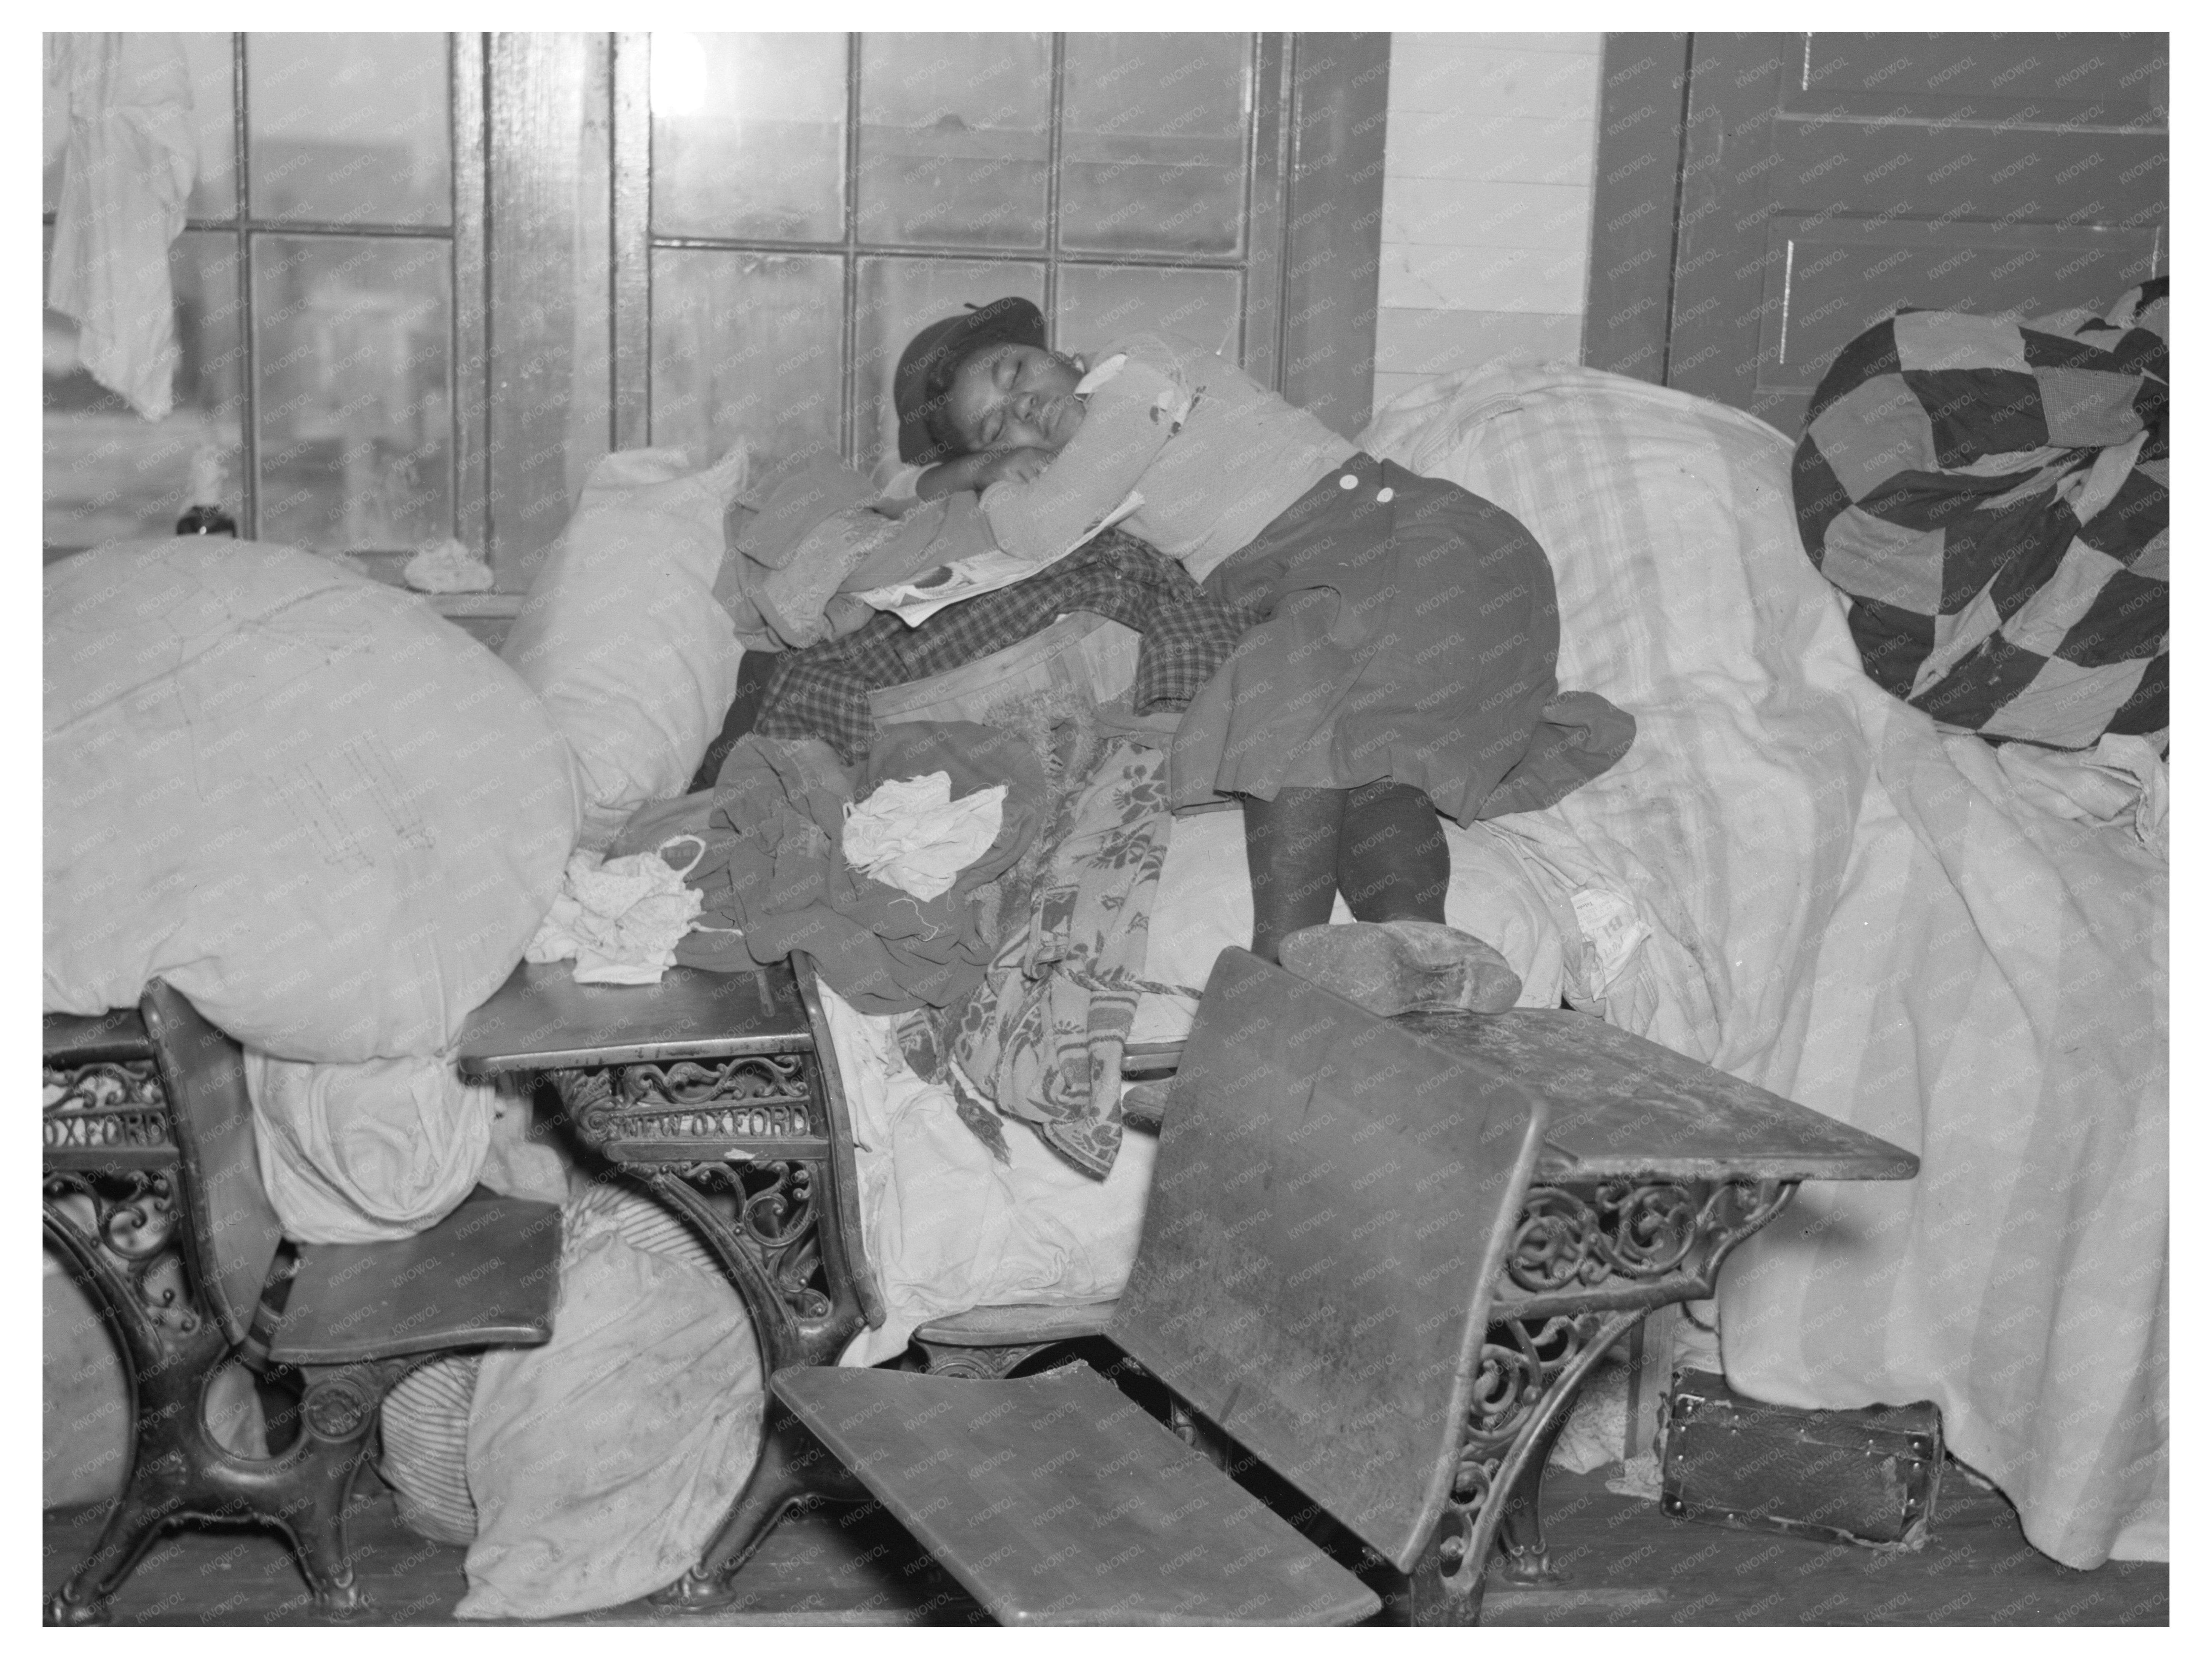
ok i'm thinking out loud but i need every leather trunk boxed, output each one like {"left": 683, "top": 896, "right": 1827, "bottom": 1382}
{"left": 1659, "top": 1368, "right": 1942, "bottom": 1549}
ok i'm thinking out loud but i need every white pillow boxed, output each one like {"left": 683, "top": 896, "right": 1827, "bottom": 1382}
{"left": 503, "top": 447, "right": 748, "bottom": 849}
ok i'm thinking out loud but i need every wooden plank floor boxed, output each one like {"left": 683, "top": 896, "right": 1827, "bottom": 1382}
{"left": 45, "top": 1459, "right": 2166, "bottom": 1627}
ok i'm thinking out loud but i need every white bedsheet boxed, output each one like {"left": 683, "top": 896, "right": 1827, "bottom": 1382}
{"left": 822, "top": 985, "right": 1158, "bottom": 1367}
{"left": 1362, "top": 363, "right": 2167, "bottom": 1568}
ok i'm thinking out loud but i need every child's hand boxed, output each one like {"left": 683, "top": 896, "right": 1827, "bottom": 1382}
{"left": 972, "top": 446, "right": 1054, "bottom": 489}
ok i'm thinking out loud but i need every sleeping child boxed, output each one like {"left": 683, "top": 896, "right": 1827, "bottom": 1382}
{"left": 886, "top": 298, "right": 1636, "bottom": 1018}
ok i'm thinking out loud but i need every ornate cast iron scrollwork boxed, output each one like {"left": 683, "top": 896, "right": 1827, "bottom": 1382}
{"left": 1508, "top": 1180, "right": 1699, "bottom": 1292}
{"left": 1708, "top": 1176, "right": 1794, "bottom": 1244}
{"left": 561, "top": 1055, "right": 814, "bottom": 1148}
{"left": 1455, "top": 1313, "right": 1604, "bottom": 1511}
{"left": 43, "top": 1169, "right": 198, "bottom": 1340}
{"left": 1474, "top": 1177, "right": 1798, "bottom": 1493}
{"left": 1504, "top": 1175, "right": 1795, "bottom": 1298}
{"left": 553, "top": 1054, "right": 838, "bottom": 1343}
{"left": 1421, "top": 1303, "right": 1652, "bottom": 1609}
{"left": 1420, "top": 1175, "right": 1801, "bottom": 1606}
{"left": 43, "top": 1060, "right": 172, "bottom": 1156}
{"left": 669, "top": 1158, "right": 834, "bottom": 1326}
{"left": 45, "top": 1056, "right": 196, "bottom": 1342}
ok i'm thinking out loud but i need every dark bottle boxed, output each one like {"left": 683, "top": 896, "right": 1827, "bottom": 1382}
{"left": 175, "top": 503, "right": 239, "bottom": 537}
{"left": 177, "top": 447, "right": 237, "bottom": 536}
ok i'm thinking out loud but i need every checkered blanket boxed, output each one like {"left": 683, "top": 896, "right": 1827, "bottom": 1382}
{"left": 1792, "top": 282, "right": 2167, "bottom": 749}
{"left": 753, "top": 526, "right": 1245, "bottom": 763}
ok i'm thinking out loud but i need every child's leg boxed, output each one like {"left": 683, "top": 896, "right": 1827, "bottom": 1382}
{"left": 1275, "top": 777, "right": 1520, "bottom": 1016}
{"left": 1336, "top": 779, "right": 1450, "bottom": 924}
{"left": 1240, "top": 786, "right": 1346, "bottom": 962}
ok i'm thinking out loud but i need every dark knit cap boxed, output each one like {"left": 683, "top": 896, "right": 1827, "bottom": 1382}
{"left": 891, "top": 296, "right": 1048, "bottom": 465}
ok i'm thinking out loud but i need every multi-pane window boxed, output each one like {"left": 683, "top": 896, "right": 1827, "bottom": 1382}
{"left": 42, "top": 32, "right": 476, "bottom": 559}
{"left": 43, "top": 31, "right": 1376, "bottom": 595}
{"left": 635, "top": 33, "right": 1286, "bottom": 481}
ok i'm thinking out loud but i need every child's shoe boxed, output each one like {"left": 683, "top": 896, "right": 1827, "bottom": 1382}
{"left": 1277, "top": 920, "right": 1522, "bottom": 1018}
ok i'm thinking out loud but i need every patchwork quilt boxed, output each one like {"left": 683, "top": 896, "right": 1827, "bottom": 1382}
{"left": 1791, "top": 282, "right": 2167, "bottom": 750}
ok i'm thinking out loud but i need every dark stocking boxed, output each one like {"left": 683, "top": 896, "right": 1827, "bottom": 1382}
{"left": 1336, "top": 779, "right": 1450, "bottom": 925}
{"left": 1240, "top": 787, "right": 1346, "bottom": 963}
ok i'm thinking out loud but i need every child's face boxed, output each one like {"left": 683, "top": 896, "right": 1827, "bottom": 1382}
{"left": 945, "top": 343, "right": 1086, "bottom": 455}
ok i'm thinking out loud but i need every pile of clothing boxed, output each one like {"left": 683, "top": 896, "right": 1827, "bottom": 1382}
{"left": 616, "top": 694, "right": 1187, "bottom": 1180}
{"left": 638, "top": 720, "right": 1050, "bottom": 1014}
{"left": 717, "top": 461, "right": 987, "bottom": 649}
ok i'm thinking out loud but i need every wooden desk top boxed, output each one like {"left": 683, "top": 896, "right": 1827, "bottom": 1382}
{"left": 454, "top": 960, "right": 811, "bottom": 1076}
{"left": 1397, "top": 1007, "right": 1917, "bottom": 1183}
{"left": 452, "top": 954, "right": 1916, "bottom": 1186}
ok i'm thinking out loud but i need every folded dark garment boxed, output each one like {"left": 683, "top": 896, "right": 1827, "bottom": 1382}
{"left": 674, "top": 720, "right": 1049, "bottom": 1016}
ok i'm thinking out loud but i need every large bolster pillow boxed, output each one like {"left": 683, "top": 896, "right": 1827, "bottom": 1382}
{"left": 502, "top": 447, "right": 748, "bottom": 850}
{"left": 44, "top": 537, "right": 578, "bottom": 1062}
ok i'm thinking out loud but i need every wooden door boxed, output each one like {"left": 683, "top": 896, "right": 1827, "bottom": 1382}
{"left": 1599, "top": 33, "right": 2167, "bottom": 436}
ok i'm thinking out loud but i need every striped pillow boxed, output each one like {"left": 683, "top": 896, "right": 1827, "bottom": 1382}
{"left": 376, "top": 1182, "right": 724, "bottom": 1543}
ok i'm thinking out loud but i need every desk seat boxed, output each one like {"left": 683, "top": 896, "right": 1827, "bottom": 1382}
{"left": 256, "top": 1195, "right": 558, "bottom": 1367}
{"left": 777, "top": 1365, "right": 1380, "bottom": 1626}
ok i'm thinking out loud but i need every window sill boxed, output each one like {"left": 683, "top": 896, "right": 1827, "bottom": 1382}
{"left": 343, "top": 550, "right": 527, "bottom": 618}
{"left": 43, "top": 540, "right": 531, "bottom": 622}
{"left": 424, "top": 591, "right": 526, "bottom": 619}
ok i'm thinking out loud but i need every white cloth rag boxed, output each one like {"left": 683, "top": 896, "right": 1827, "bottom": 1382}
{"left": 45, "top": 33, "right": 197, "bottom": 420}
{"left": 525, "top": 837, "right": 707, "bottom": 985}
{"left": 403, "top": 536, "right": 496, "bottom": 594}
{"left": 245, "top": 1051, "right": 495, "bottom": 1245}
{"left": 841, "top": 772, "right": 1006, "bottom": 902}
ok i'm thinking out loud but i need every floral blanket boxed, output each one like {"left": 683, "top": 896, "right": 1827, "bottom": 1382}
{"left": 905, "top": 736, "right": 1178, "bottom": 1179}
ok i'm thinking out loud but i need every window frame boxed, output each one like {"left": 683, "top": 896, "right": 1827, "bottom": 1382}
{"left": 495, "top": 30, "right": 1384, "bottom": 593}
{"left": 606, "top": 31, "right": 1294, "bottom": 465}
{"left": 43, "top": 30, "right": 1387, "bottom": 607}
{"left": 41, "top": 31, "right": 490, "bottom": 562}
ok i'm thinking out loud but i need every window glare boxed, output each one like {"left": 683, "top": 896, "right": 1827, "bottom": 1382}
{"left": 649, "top": 33, "right": 1265, "bottom": 476}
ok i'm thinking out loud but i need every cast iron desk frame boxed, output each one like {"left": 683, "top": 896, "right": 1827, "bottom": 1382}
{"left": 40, "top": 1003, "right": 560, "bottom": 1623}
{"left": 455, "top": 955, "right": 884, "bottom": 1378}
{"left": 454, "top": 959, "right": 1918, "bottom": 1604}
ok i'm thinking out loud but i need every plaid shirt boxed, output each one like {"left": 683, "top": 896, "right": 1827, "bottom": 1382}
{"left": 755, "top": 527, "right": 1247, "bottom": 762}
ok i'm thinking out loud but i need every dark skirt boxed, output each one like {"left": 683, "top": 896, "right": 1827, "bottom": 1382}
{"left": 1167, "top": 452, "right": 1635, "bottom": 825}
